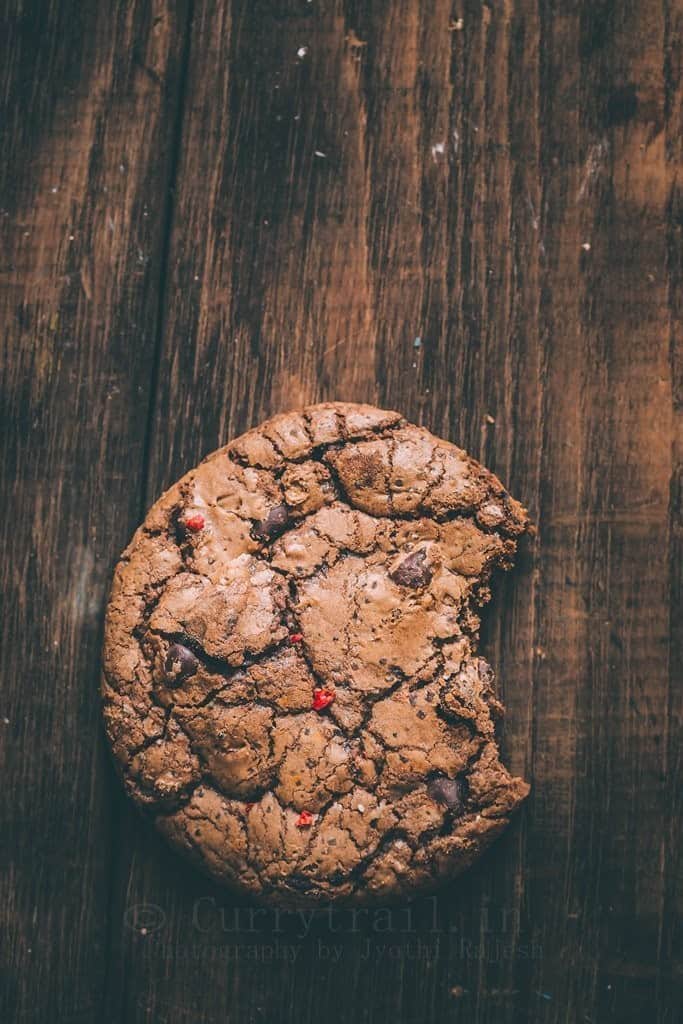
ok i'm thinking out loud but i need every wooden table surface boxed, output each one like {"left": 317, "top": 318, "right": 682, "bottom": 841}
{"left": 2, "top": 2, "right": 681, "bottom": 1022}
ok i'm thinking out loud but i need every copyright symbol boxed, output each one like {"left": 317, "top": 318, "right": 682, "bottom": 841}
{"left": 123, "top": 903, "right": 166, "bottom": 934}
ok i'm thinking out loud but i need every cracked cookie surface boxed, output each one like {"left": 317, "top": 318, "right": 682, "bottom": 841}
{"left": 102, "top": 402, "right": 530, "bottom": 905}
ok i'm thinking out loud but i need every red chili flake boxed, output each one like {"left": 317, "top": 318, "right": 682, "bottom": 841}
{"left": 289, "top": 633, "right": 304, "bottom": 644}
{"left": 312, "top": 688, "right": 335, "bottom": 711}
{"left": 296, "top": 810, "right": 314, "bottom": 828}
{"left": 244, "top": 802, "right": 255, "bottom": 811}
{"left": 185, "top": 513, "right": 205, "bottom": 532}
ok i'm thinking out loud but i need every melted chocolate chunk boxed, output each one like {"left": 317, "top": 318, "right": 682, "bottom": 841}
{"left": 287, "top": 873, "right": 314, "bottom": 892}
{"left": 390, "top": 548, "right": 433, "bottom": 589}
{"left": 427, "top": 775, "right": 466, "bottom": 815}
{"left": 253, "top": 504, "right": 289, "bottom": 540}
{"left": 164, "top": 643, "right": 198, "bottom": 685}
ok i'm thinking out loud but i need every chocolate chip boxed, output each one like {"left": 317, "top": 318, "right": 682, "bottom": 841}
{"left": 389, "top": 548, "right": 433, "bottom": 589}
{"left": 287, "top": 873, "right": 314, "bottom": 892}
{"left": 427, "top": 775, "right": 466, "bottom": 815}
{"left": 164, "top": 643, "right": 198, "bottom": 685}
{"left": 253, "top": 504, "right": 289, "bottom": 540}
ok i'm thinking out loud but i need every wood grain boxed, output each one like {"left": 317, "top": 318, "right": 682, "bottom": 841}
{"left": 2, "top": 2, "right": 681, "bottom": 1022}
{"left": 0, "top": 2, "right": 189, "bottom": 1020}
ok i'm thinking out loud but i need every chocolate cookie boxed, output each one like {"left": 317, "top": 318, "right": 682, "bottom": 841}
{"left": 102, "top": 402, "right": 530, "bottom": 905}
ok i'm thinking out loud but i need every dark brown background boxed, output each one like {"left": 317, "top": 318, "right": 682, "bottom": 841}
{"left": 2, "top": 1, "right": 681, "bottom": 1022}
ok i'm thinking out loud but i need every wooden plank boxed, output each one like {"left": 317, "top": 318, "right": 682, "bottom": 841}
{"left": 662, "top": 1, "right": 683, "bottom": 1016}
{"left": 521, "top": 2, "right": 682, "bottom": 1022}
{"left": 0, "top": 2, "right": 189, "bottom": 1021}
{"left": 588, "top": 8, "right": 678, "bottom": 1013}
